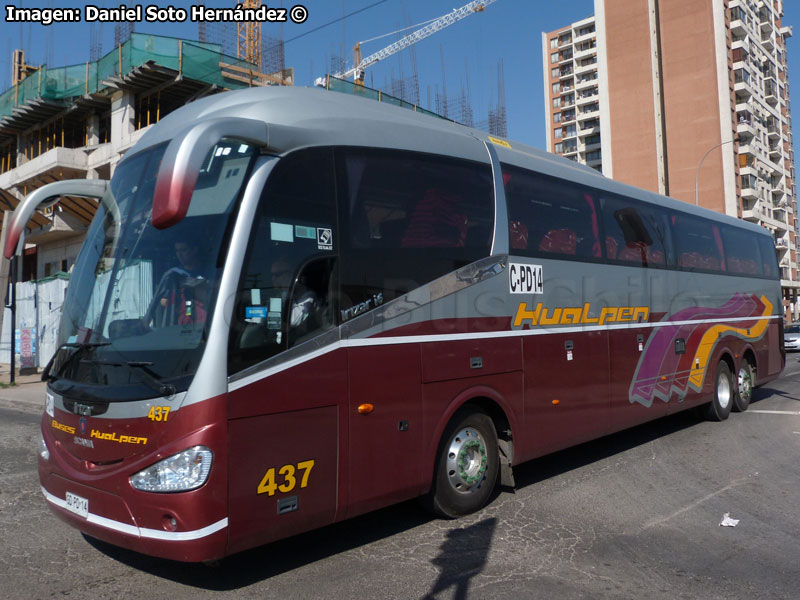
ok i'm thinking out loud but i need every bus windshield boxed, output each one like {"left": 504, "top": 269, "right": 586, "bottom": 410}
{"left": 49, "top": 139, "right": 257, "bottom": 401}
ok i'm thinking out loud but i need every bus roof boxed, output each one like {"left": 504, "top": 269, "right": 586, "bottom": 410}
{"left": 130, "top": 85, "right": 769, "bottom": 238}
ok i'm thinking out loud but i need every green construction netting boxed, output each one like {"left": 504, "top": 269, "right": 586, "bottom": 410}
{"left": 326, "top": 76, "right": 446, "bottom": 120}
{"left": 0, "top": 88, "right": 14, "bottom": 119}
{"left": 182, "top": 42, "right": 260, "bottom": 88}
{"left": 44, "top": 62, "right": 98, "bottom": 99}
{"left": 0, "top": 33, "right": 259, "bottom": 121}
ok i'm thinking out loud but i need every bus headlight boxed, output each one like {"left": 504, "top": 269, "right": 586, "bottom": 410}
{"left": 39, "top": 430, "right": 49, "bottom": 461}
{"left": 130, "top": 446, "right": 212, "bottom": 492}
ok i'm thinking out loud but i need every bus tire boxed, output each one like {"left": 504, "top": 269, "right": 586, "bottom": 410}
{"left": 703, "top": 360, "right": 733, "bottom": 421}
{"left": 427, "top": 408, "right": 499, "bottom": 518}
{"left": 733, "top": 358, "right": 754, "bottom": 413}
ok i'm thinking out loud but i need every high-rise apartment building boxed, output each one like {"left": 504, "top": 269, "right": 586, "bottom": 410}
{"left": 543, "top": 0, "right": 799, "bottom": 314}
{"left": 542, "top": 17, "right": 603, "bottom": 172}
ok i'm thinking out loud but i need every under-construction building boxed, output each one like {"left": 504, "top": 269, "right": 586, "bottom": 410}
{"left": 0, "top": 33, "right": 290, "bottom": 281}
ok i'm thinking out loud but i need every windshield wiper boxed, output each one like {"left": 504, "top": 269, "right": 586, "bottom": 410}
{"left": 82, "top": 359, "right": 176, "bottom": 397}
{"left": 42, "top": 341, "right": 111, "bottom": 382}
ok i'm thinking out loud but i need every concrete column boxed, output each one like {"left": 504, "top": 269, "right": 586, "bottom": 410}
{"left": 15, "top": 133, "right": 27, "bottom": 166}
{"left": 87, "top": 114, "right": 100, "bottom": 146}
{"left": 110, "top": 90, "right": 135, "bottom": 150}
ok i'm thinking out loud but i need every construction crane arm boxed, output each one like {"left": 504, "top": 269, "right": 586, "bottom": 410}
{"left": 316, "top": 0, "right": 497, "bottom": 86}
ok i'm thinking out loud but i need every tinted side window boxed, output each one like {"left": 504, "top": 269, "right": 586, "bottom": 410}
{"left": 600, "top": 194, "right": 670, "bottom": 268}
{"left": 671, "top": 214, "right": 726, "bottom": 273}
{"left": 721, "top": 225, "right": 763, "bottom": 276}
{"left": 228, "top": 148, "right": 338, "bottom": 374}
{"left": 503, "top": 164, "right": 602, "bottom": 261}
{"left": 338, "top": 148, "right": 493, "bottom": 313}
{"left": 757, "top": 235, "right": 780, "bottom": 279}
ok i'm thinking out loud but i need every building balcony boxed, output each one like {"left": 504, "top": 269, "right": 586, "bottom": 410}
{"left": 769, "top": 144, "right": 783, "bottom": 161}
{"left": 582, "top": 140, "right": 601, "bottom": 152}
{"left": 575, "top": 76, "right": 598, "bottom": 90}
{"left": 0, "top": 146, "right": 91, "bottom": 191}
{"left": 574, "top": 46, "right": 597, "bottom": 60}
{"left": 579, "top": 124, "right": 601, "bottom": 136}
{"left": 764, "top": 211, "right": 789, "bottom": 232}
{"left": 559, "top": 67, "right": 574, "bottom": 78}
{"left": 767, "top": 124, "right": 781, "bottom": 139}
{"left": 736, "top": 121, "right": 756, "bottom": 140}
{"left": 730, "top": 18, "right": 747, "bottom": 37}
{"left": 734, "top": 80, "right": 752, "bottom": 100}
{"left": 574, "top": 59, "right": 598, "bottom": 75}
{"left": 765, "top": 86, "right": 779, "bottom": 106}
{"left": 576, "top": 92, "right": 599, "bottom": 105}
{"left": 766, "top": 156, "right": 784, "bottom": 175}
{"left": 741, "top": 187, "right": 760, "bottom": 202}
{"left": 761, "top": 33, "right": 775, "bottom": 51}
{"left": 585, "top": 157, "right": 602, "bottom": 168}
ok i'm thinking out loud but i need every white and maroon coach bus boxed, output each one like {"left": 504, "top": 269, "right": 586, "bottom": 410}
{"left": 4, "top": 86, "right": 783, "bottom": 562}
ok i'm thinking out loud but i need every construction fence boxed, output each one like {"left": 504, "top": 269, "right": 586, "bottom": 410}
{"left": 0, "top": 274, "right": 69, "bottom": 369}
{"left": 325, "top": 76, "right": 449, "bottom": 121}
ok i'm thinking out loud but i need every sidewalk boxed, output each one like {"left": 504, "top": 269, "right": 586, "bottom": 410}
{"left": 0, "top": 364, "right": 47, "bottom": 409}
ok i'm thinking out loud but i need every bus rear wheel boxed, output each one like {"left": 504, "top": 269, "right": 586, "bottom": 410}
{"left": 733, "top": 359, "right": 754, "bottom": 413}
{"left": 428, "top": 408, "right": 499, "bottom": 518}
{"left": 703, "top": 360, "right": 733, "bottom": 422}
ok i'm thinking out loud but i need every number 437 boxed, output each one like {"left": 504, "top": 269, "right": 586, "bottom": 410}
{"left": 257, "top": 460, "right": 315, "bottom": 496}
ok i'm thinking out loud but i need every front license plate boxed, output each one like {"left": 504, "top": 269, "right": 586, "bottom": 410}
{"left": 65, "top": 492, "right": 88, "bottom": 518}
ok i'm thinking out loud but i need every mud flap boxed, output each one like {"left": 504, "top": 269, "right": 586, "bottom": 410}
{"left": 498, "top": 436, "right": 515, "bottom": 489}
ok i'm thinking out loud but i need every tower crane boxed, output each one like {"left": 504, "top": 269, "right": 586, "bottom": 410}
{"left": 315, "top": 0, "right": 497, "bottom": 88}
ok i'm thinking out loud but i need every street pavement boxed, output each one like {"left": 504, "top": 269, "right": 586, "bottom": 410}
{"left": 1, "top": 360, "right": 800, "bottom": 599}
{"left": 0, "top": 364, "right": 46, "bottom": 409}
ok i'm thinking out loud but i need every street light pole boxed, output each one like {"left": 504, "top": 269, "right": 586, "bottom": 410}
{"left": 695, "top": 137, "right": 737, "bottom": 206}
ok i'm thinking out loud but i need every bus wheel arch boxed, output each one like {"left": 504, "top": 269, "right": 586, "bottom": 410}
{"left": 424, "top": 395, "right": 515, "bottom": 518}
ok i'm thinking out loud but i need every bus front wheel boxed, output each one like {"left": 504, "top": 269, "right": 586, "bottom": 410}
{"left": 427, "top": 408, "right": 499, "bottom": 518}
{"left": 703, "top": 360, "right": 733, "bottom": 421}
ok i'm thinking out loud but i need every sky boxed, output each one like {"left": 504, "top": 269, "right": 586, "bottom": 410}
{"left": 0, "top": 0, "right": 797, "bottom": 157}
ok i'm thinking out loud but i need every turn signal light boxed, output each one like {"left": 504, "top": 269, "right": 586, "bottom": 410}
{"left": 357, "top": 404, "right": 374, "bottom": 414}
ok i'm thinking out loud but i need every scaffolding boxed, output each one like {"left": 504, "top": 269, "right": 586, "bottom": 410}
{"left": 0, "top": 33, "right": 283, "bottom": 124}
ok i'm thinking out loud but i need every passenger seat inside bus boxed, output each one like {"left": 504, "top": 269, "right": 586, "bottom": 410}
{"left": 538, "top": 228, "right": 577, "bottom": 255}
{"left": 401, "top": 188, "right": 468, "bottom": 248}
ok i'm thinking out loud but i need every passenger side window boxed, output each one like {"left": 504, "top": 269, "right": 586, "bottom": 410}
{"left": 721, "top": 225, "right": 762, "bottom": 276}
{"left": 600, "top": 194, "right": 670, "bottom": 268}
{"left": 757, "top": 235, "right": 780, "bottom": 279}
{"left": 338, "top": 148, "right": 493, "bottom": 316}
{"left": 228, "top": 148, "right": 338, "bottom": 375}
{"left": 671, "top": 214, "right": 725, "bottom": 273}
{"left": 503, "top": 164, "right": 602, "bottom": 261}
